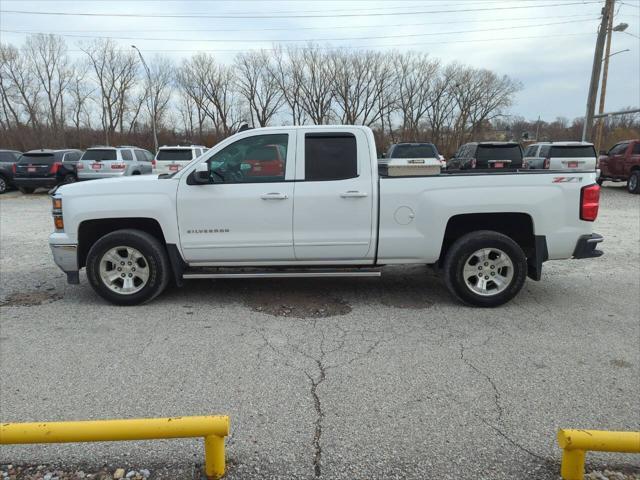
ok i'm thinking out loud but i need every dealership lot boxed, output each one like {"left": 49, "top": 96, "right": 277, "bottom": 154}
{"left": 0, "top": 186, "right": 638, "bottom": 479}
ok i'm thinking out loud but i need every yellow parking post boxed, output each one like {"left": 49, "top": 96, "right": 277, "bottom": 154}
{"left": 0, "top": 415, "right": 230, "bottom": 479}
{"left": 558, "top": 429, "right": 640, "bottom": 480}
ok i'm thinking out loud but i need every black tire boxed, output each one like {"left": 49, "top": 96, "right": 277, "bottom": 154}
{"left": 627, "top": 171, "right": 640, "bottom": 194}
{"left": 596, "top": 177, "right": 604, "bottom": 186}
{"left": 18, "top": 187, "right": 35, "bottom": 194}
{"left": 62, "top": 174, "right": 77, "bottom": 184}
{"left": 0, "top": 175, "right": 7, "bottom": 194}
{"left": 86, "top": 229, "right": 170, "bottom": 306}
{"left": 443, "top": 230, "right": 527, "bottom": 308}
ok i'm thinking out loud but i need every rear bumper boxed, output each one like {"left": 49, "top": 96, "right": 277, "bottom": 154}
{"left": 50, "top": 243, "right": 80, "bottom": 284}
{"left": 13, "top": 177, "right": 58, "bottom": 188}
{"left": 572, "top": 233, "right": 604, "bottom": 259}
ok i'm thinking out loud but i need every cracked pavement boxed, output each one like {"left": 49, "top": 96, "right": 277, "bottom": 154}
{"left": 1, "top": 185, "right": 639, "bottom": 479}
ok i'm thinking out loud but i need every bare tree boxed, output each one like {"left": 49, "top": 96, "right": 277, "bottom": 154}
{"left": 394, "top": 52, "right": 440, "bottom": 140}
{"left": 25, "top": 34, "right": 73, "bottom": 145}
{"left": 67, "top": 62, "right": 94, "bottom": 135}
{"left": 235, "top": 50, "right": 284, "bottom": 127}
{"left": 294, "top": 46, "right": 334, "bottom": 124}
{"left": 142, "top": 55, "right": 174, "bottom": 134}
{"left": 81, "top": 39, "right": 139, "bottom": 145}
{"left": 268, "top": 46, "right": 306, "bottom": 125}
{"left": 0, "top": 43, "right": 42, "bottom": 131}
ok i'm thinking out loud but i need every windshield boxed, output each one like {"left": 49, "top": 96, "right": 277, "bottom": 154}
{"left": 18, "top": 153, "right": 55, "bottom": 164}
{"left": 476, "top": 145, "right": 522, "bottom": 162}
{"left": 550, "top": 146, "right": 596, "bottom": 158}
{"left": 391, "top": 144, "right": 437, "bottom": 158}
{"left": 82, "top": 149, "right": 117, "bottom": 161}
{"left": 156, "top": 149, "right": 193, "bottom": 161}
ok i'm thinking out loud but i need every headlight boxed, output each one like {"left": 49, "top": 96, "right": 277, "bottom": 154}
{"left": 52, "top": 197, "right": 64, "bottom": 231}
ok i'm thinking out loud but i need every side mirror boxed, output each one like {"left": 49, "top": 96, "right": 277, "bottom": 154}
{"left": 192, "top": 162, "right": 210, "bottom": 184}
{"left": 381, "top": 152, "right": 386, "bottom": 159}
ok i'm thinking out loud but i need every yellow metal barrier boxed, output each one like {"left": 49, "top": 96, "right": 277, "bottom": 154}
{"left": 558, "top": 429, "right": 640, "bottom": 480}
{"left": 0, "top": 415, "right": 230, "bottom": 479}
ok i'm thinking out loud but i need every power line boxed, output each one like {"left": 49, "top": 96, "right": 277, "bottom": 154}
{"left": 0, "top": 1, "right": 603, "bottom": 19}
{"left": 0, "top": 18, "right": 598, "bottom": 44}
{"left": 3, "top": 13, "right": 598, "bottom": 33}
{"left": 50, "top": 32, "right": 596, "bottom": 54}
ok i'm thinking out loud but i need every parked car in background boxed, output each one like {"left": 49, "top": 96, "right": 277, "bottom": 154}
{"left": 597, "top": 139, "right": 640, "bottom": 193}
{"left": 13, "top": 149, "right": 82, "bottom": 193}
{"left": 0, "top": 149, "right": 22, "bottom": 194}
{"left": 153, "top": 145, "right": 207, "bottom": 175}
{"left": 77, "top": 146, "right": 153, "bottom": 181}
{"left": 448, "top": 142, "right": 523, "bottom": 170}
{"left": 385, "top": 142, "right": 445, "bottom": 167}
{"left": 523, "top": 142, "right": 597, "bottom": 171}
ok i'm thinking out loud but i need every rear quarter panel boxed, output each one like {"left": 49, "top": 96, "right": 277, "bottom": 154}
{"left": 378, "top": 171, "right": 598, "bottom": 263}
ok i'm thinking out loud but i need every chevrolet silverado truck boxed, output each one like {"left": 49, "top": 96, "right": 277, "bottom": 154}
{"left": 48, "top": 126, "right": 603, "bottom": 308}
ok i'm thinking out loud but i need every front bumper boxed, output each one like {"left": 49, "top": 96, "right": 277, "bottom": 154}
{"left": 50, "top": 243, "right": 80, "bottom": 284}
{"left": 573, "top": 233, "right": 604, "bottom": 259}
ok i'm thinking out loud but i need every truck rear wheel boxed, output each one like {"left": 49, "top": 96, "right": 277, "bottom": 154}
{"left": 86, "top": 229, "right": 170, "bottom": 306}
{"left": 443, "top": 230, "right": 527, "bottom": 307}
{"left": 627, "top": 171, "right": 640, "bottom": 194}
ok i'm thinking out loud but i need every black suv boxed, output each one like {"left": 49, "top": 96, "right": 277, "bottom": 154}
{"left": 13, "top": 149, "right": 83, "bottom": 193}
{"left": 448, "top": 142, "right": 523, "bottom": 170}
{"left": 0, "top": 149, "right": 22, "bottom": 194}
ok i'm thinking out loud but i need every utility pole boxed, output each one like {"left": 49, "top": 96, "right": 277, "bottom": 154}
{"left": 131, "top": 45, "right": 158, "bottom": 153}
{"left": 594, "top": 0, "right": 615, "bottom": 151}
{"left": 582, "top": 0, "right": 614, "bottom": 142}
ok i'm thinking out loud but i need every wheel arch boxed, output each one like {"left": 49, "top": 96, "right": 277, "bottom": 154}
{"left": 78, "top": 218, "right": 166, "bottom": 269}
{"left": 438, "top": 212, "right": 547, "bottom": 280}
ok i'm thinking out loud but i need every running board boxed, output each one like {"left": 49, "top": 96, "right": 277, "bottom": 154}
{"left": 182, "top": 267, "right": 381, "bottom": 280}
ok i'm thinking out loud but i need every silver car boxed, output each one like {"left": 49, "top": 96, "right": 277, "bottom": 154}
{"left": 523, "top": 142, "right": 597, "bottom": 170}
{"left": 152, "top": 145, "right": 207, "bottom": 175}
{"left": 77, "top": 146, "right": 154, "bottom": 180}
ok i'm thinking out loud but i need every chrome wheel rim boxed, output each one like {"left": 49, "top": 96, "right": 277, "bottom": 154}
{"left": 462, "top": 248, "right": 514, "bottom": 297}
{"left": 99, "top": 246, "right": 150, "bottom": 295}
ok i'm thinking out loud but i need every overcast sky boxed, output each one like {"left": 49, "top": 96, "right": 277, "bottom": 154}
{"left": 1, "top": 0, "right": 638, "bottom": 121}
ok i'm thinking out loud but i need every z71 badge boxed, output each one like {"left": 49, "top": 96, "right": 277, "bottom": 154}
{"left": 552, "top": 176, "right": 583, "bottom": 183}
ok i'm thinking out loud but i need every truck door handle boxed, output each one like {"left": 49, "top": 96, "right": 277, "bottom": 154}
{"left": 261, "top": 192, "right": 288, "bottom": 200}
{"left": 340, "top": 191, "right": 368, "bottom": 198}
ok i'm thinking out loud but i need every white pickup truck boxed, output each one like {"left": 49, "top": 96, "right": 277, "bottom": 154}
{"left": 49, "top": 126, "right": 603, "bottom": 307}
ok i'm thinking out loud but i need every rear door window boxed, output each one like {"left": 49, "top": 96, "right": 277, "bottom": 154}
{"left": 609, "top": 143, "right": 628, "bottom": 155}
{"left": 121, "top": 150, "right": 133, "bottom": 161}
{"left": 549, "top": 146, "right": 596, "bottom": 158}
{"left": 305, "top": 133, "right": 357, "bottom": 181}
{"left": 134, "top": 150, "right": 146, "bottom": 162}
{"left": 633, "top": 143, "right": 640, "bottom": 154}
{"left": 63, "top": 152, "right": 81, "bottom": 163}
{"left": 0, "top": 151, "right": 20, "bottom": 161}
{"left": 525, "top": 145, "right": 538, "bottom": 156}
{"left": 82, "top": 149, "right": 117, "bottom": 161}
{"left": 539, "top": 145, "right": 551, "bottom": 157}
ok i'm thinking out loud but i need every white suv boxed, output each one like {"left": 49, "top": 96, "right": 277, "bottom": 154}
{"left": 524, "top": 142, "right": 597, "bottom": 170}
{"left": 77, "top": 146, "right": 154, "bottom": 180}
{"left": 153, "top": 145, "right": 207, "bottom": 175}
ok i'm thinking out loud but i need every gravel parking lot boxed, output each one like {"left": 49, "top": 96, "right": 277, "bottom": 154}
{"left": 1, "top": 185, "right": 639, "bottom": 480}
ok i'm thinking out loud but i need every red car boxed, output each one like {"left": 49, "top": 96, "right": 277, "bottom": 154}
{"left": 598, "top": 139, "right": 640, "bottom": 194}
{"left": 243, "top": 144, "right": 285, "bottom": 177}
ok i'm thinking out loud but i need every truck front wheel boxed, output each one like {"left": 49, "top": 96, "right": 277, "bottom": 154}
{"left": 86, "top": 229, "right": 170, "bottom": 306}
{"left": 443, "top": 231, "right": 527, "bottom": 307}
